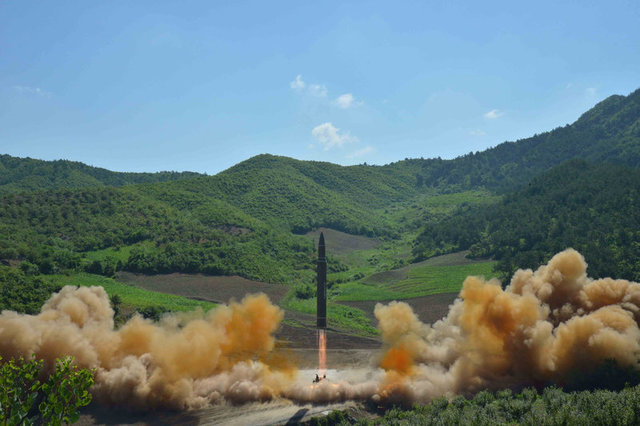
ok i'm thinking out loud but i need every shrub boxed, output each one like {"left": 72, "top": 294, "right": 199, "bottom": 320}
{"left": 0, "top": 356, "right": 94, "bottom": 425}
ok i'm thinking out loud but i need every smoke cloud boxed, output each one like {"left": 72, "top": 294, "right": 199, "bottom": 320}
{"left": 0, "top": 288, "right": 293, "bottom": 409}
{"left": 2, "top": 249, "right": 640, "bottom": 409}
{"left": 374, "top": 249, "right": 640, "bottom": 403}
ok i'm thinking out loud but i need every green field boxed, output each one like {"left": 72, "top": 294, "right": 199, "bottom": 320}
{"left": 46, "top": 273, "right": 216, "bottom": 313}
{"left": 281, "top": 292, "right": 378, "bottom": 336}
{"left": 83, "top": 242, "right": 151, "bottom": 264}
{"left": 335, "top": 260, "right": 498, "bottom": 301}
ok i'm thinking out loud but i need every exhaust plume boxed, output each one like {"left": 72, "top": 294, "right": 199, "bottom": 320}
{"left": 318, "top": 329, "right": 327, "bottom": 378}
{"left": 374, "top": 249, "right": 640, "bottom": 402}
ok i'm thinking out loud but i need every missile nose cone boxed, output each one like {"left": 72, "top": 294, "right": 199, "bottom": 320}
{"left": 318, "top": 232, "right": 326, "bottom": 259}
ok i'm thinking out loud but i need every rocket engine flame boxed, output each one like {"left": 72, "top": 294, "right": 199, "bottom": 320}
{"left": 318, "top": 329, "right": 327, "bottom": 378}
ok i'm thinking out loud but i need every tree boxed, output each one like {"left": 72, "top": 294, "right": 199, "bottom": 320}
{"left": 0, "top": 356, "right": 94, "bottom": 425}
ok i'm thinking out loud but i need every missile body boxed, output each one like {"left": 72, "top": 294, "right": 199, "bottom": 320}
{"left": 316, "top": 232, "right": 327, "bottom": 329}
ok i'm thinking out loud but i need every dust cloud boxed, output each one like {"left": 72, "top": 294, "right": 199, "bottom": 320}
{"left": 2, "top": 249, "right": 640, "bottom": 409}
{"left": 374, "top": 249, "right": 640, "bottom": 403}
{"left": 0, "top": 288, "right": 293, "bottom": 409}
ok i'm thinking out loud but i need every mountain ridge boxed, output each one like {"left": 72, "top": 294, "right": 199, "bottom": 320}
{"left": 0, "top": 154, "right": 203, "bottom": 193}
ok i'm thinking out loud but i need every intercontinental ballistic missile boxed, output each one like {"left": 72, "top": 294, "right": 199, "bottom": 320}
{"left": 316, "top": 232, "right": 327, "bottom": 329}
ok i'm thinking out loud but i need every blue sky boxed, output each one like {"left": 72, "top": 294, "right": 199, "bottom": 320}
{"left": 1, "top": 1, "right": 639, "bottom": 174}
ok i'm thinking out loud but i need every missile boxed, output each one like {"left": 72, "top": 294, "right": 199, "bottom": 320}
{"left": 316, "top": 232, "right": 327, "bottom": 329}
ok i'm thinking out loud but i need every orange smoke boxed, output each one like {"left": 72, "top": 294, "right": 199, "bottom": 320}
{"left": 380, "top": 347, "right": 413, "bottom": 375}
{"left": 4, "top": 248, "right": 640, "bottom": 409}
{"left": 0, "top": 288, "right": 291, "bottom": 409}
{"left": 374, "top": 249, "right": 640, "bottom": 403}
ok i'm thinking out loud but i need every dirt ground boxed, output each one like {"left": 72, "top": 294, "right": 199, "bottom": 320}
{"left": 116, "top": 272, "right": 289, "bottom": 305}
{"left": 277, "top": 321, "right": 380, "bottom": 349}
{"left": 77, "top": 349, "right": 382, "bottom": 425}
{"left": 78, "top": 399, "right": 373, "bottom": 425}
{"left": 364, "top": 250, "right": 486, "bottom": 285}
{"left": 116, "top": 271, "right": 380, "bottom": 350}
{"left": 339, "top": 292, "right": 459, "bottom": 326}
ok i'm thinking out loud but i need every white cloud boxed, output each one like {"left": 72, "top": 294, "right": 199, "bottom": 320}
{"left": 469, "top": 129, "right": 486, "bottom": 136}
{"left": 334, "top": 93, "right": 360, "bottom": 109}
{"left": 347, "top": 145, "right": 376, "bottom": 158}
{"left": 484, "top": 109, "right": 503, "bottom": 119}
{"left": 308, "top": 83, "right": 327, "bottom": 97}
{"left": 586, "top": 87, "right": 597, "bottom": 96}
{"left": 13, "top": 85, "right": 51, "bottom": 97}
{"left": 290, "top": 75, "right": 305, "bottom": 90}
{"left": 311, "top": 122, "right": 358, "bottom": 150}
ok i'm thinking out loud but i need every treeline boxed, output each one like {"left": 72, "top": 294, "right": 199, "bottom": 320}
{"left": 0, "top": 266, "right": 61, "bottom": 314}
{"left": 0, "top": 154, "right": 201, "bottom": 193}
{"left": 157, "top": 154, "right": 413, "bottom": 237}
{"left": 368, "top": 385, "right": 640, "bottom": 425}
{"left": 412, "top": 88, "right": 640, "bottom": 193}
{"left": 413, "top": 160, "right": 640, "bottom": 281}
{"left": 314, "top": 359, "right": 640, "bottom": 425}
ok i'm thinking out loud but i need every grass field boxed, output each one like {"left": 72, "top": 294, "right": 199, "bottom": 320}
{"left": 335, "top": 260, "right": 498, "bottom": 301}
{"left": 281, "top": 292, "right": 378, "bottom": 337}
{"left": 304, "top": 227, "right": 380, "bottom": 254}
{"left": 46, "top": 273, "right": 216, "bottom": 313}
{"left": 116, "top": 271, "right": 288, "bottom": 305}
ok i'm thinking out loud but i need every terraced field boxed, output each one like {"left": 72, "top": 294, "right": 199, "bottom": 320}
{"left": 304, "top": 227, "right": 381, "bottom": 254}
{"left": 336, "top": 254, "right": 497, "bottom": 302}
{"left": 333, "top": 251, "right": 498, "bottom": 326}
{"left": 46, "top": 273, "right": 216, "bottom": 313}
{"left": 116, "top": 272, "right": 288, "bottom": 305}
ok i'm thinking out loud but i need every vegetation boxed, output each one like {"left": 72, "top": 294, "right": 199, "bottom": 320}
{"left": 0, "top": 266, "right": 61, "bottom": 314}
{"left": 413, "top": 88, "right": 640, "bottom": 193}
{"left": 1, "top": 87, "right": 640, "bottom": 340}
{"left": 365, "top": 385, "right": 640, "bottom": 425}
{"left": 45, "top": 273, "right": 216, "bottom": 319}
{"left": 0, "top": 265, "right": 215, "bottom": 324}
{"left": 281, "top": 293, "right": 378, "bottom": 336}
{"left": 413, "top": 160, "right": 640, "bottom": 281}
{"left": 0, "top": 154, "right": 201, "bottom": 193}
{"left": 335, "top": 261, "right": 497, "bottom": 301}
{"left": 313, "top": 360, "right": 640, "bottom": 425}
{"left": 0, "top": 186, "right": 314, "bottom": 283}
{"left": 0, "top": 356, "right": 93, "bottom": 425}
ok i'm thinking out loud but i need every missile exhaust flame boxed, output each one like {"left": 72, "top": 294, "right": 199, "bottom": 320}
{"left": 318, "top": 329, "right": 327, "bottom": 379}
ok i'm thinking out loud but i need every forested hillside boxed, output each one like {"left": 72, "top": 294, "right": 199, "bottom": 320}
{"left": 0, "top": 154, "right": 202, "bottom": 192}
{"left": 1, "top": 88, "right": 639, "bottom": 287}
{"left": 155, "top": 154, "right": 432, "bottom": 236}
{"left": 413, "top": 159, "right": 640, "bottom": 281}
{"left": 414, "top": 88, "right": 640, "bottom": 192}
{"left": 0, "top": 186, "right": 313, "bottom": 282}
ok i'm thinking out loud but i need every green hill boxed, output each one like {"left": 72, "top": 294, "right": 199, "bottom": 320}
{"left": 0, "top": 154, "right": 202, "bottom": 192}
{"left": 413, "top": 159, "right": 640, "bottom": 281}
{"left": 415, "top": 88, "right": 640, "bottom": 192}
{"left": 0, "top": 185, "right": 315, "bottom": 283}
{"left": 1, "top": 87, "right": 639, "bottom": 288}
{"left": 154, "top": 154, "right": 431, "bottom": 236}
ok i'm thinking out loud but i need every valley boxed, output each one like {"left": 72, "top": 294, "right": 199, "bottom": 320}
{"left": 1, "top": 88, "right": 640, "bottom": 425}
